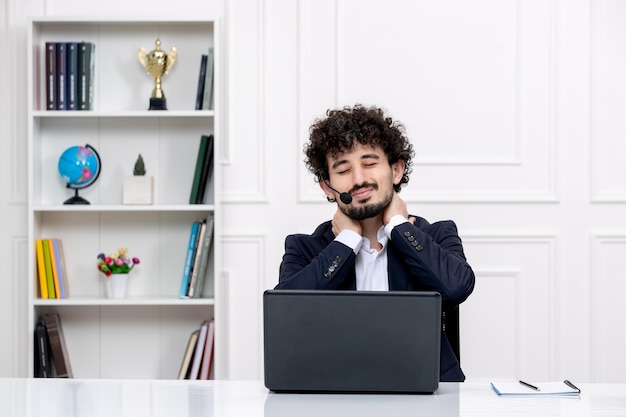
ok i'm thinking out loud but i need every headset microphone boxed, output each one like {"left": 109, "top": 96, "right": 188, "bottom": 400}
{"left": 324, "top": 182, "right": 353, "bottom": 204}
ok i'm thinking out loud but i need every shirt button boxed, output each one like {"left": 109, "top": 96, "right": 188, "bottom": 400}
{"left": 416, "top": 244, "right": 423, "bottom": 251}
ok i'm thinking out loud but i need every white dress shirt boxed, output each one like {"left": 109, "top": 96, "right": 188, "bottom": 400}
{"left": 335, "top": 215, "right": 408, "bottom": 291}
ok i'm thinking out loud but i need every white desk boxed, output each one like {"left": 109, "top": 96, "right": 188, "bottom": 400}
{"left": 0, "top": 379, "right": 624, "bottom": 416}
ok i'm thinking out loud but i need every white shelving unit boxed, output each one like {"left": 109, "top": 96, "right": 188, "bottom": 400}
{"left": 26, "top": 17, "right": 221, "bottom": 379}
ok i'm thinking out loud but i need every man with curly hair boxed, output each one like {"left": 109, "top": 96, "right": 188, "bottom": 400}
{"left": 276, "top": 104, "right": 475, "bottom": 381}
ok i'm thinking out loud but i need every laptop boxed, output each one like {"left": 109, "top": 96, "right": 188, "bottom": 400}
{"left": 263, "top": 290, "right": 441, "bottom": 393}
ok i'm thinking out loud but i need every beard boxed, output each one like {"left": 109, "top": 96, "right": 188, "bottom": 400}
{"left": 341, "top": 186, "right": 394, "bottom": 221}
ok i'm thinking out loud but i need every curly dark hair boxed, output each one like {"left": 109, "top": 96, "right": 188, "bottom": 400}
{"left": 304, "top": 104, "right": 414, "bottom": 192}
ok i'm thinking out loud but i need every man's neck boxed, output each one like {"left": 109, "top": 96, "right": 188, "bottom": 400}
{"left": 359, "top": 215, "right": 384, "bottom": 251}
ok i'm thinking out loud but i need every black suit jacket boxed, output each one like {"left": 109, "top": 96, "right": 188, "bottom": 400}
{"left": 276, "top": 216, "right": 475, "bottom": 381}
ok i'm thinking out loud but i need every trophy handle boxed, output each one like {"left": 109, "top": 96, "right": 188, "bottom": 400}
{"left": 138, "top": 47, "right": 148, "bottom": 70}
{"left": 165, "top": 47, "right": 177, "bottom": 74}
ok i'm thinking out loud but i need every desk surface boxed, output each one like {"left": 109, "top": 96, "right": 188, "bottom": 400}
{"left": 0, "top": 378, "right": 625, "bottom": 417}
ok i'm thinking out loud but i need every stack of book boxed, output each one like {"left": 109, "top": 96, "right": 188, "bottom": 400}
{"left": 35, "top": 238, "right": 69, "bottom": 299}
{"left": 179, "top": 215, "right": 215, "bottom": 299}
{"left": 178, "top": 319, "right": 215, "bottom": 379}
{"left": 34, "top": 313, "right": 73, "bottom": 378}
{"left": 194, "top": 48, "right": 215, "bottom": 110}
{"left": 45, "top": 41, "right": 95, "bottom": 110}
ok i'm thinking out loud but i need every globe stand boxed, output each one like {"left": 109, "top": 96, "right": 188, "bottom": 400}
{"left": 63, "top": 188, "right": 90, "bottom": 205}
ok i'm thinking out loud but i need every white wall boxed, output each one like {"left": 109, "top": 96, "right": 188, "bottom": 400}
{"left": 3, "top": 0, "right": 626, "bottom": 383}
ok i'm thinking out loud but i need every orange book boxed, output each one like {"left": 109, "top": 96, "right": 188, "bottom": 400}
{"left": 35, "top": 239, "right": 48, "bottom": 299}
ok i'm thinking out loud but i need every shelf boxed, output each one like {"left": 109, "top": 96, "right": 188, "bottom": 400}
{"left": 32, "top": 204, "right": 215, "bottom": 213}
{"left": 33, "top": 110, "right": 215, "bottom": 118}
{"left": 33, "top": 296, "right": 215, "bottom": 306}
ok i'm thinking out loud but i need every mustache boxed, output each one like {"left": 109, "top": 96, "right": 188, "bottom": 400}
{"left": 348, "top": 183, "right": 378, "bottom": 195}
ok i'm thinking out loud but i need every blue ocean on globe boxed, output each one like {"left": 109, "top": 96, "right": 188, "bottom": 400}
{"left": 58, "top": 145, "right": 101, "bottom": 189}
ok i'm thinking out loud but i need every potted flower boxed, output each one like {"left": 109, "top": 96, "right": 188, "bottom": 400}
{"left": 123, "top": 153, "right": 154, "bottom": 204}
{"left": 97, "top": 248, "right": 140, "bottom": 298}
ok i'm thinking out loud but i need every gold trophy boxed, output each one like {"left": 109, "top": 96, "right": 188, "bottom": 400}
{"left": 138, "top": 39, "right": 177, "bottom": 110}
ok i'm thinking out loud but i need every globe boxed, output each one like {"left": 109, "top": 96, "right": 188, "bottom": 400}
{"left": 58, "top": 144, "right": 101, "bottom": 205}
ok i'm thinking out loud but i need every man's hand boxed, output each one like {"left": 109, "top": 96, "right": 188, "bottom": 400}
{"left": 331, "top": 207, "right": 362, "bottom": 237}
{"left": 383, "top": 192, "right": 415, "bottom": 225}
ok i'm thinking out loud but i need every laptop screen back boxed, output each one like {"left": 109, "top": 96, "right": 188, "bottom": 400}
{"left": 263, "top": 290, "right": 441, "bottom": 393}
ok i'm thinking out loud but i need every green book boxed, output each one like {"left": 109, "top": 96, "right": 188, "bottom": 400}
{"left": 42, "top": 239, "right": 56, "bottom": 299}
{"left": 189, "top": 135, "right": 209, "bottom": 204}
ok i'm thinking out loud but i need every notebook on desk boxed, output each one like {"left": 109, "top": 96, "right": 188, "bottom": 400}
{"left": 263, "top": 290, "right": 442, "bottom": 394}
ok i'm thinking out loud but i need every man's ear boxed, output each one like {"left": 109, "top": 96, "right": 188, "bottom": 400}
{"left": 392, "top": 160, "right": 405, "bottom": 185}
{"left": 319, "top": 180, "right": 335, "bottom": 201}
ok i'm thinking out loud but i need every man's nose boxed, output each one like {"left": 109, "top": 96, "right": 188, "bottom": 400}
{"left": 351, "top": 167, "right": 365, "bottom": 185}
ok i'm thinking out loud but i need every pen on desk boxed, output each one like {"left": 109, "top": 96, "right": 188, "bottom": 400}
{"left": 519, "top": 380, "right": 540, "bottom": 391}
{"left": 564, "top": 379, "right": 581, "bottom": 393}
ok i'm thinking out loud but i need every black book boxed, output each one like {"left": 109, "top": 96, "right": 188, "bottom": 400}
{"left": 196, "top": 134, "right": 214, "bottom": 204}
{"left": 34, "top": 320, "right": 52, "bottom": 378}
{"left": 78, "top": 42, "right": 95, "bottom": 110}
{"left": 195, "top": 54, "right": 208, "bottom": 110}
{"left": 66, "top": 42, "right": 79, "bottom": 110}
{"left": 45, "top": 42, "right": 56, "bottom": 110}
{"left": 56, "top": 43, "right": 67, "bottom": 110}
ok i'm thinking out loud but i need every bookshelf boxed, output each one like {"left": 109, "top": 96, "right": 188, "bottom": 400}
{"left": 26, "top": 17, "right": 221, "bottom": 379}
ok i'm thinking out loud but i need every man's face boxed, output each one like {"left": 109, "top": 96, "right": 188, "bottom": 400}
{"left": 323, "top": 143, "right": 403, "bottom": 220}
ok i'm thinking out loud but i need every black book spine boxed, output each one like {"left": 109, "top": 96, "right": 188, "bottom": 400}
{"left": 196, "top": 134, "right": 214, "bottom": 204}
{"left": 195, "top": 55, "right": 208, "bottom": 110}
{"left": 45, "top": 42, "right": 56, "bottom": 110}
{"left": 56, "top": 43, "right": 67, "bottom": 110}
{"left": 35, "top": 320, "right": 52, "bottom": 378}
{"left": 66, "top": 42, "right": 79, "bottom": 110}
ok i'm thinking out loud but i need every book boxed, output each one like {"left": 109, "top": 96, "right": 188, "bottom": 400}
{"left": 178, "top": 329, "right": 199, "bottom": 379}
{"left": 57, "top": 238, "right": 70, "bottom": 298}
{"left": 47, "top": 238, "right": 62, "bottom": 299}
{"left": 45, "top": 42, "right": 56, "bottom": 110}
{"left": 195, "top": 54, "right": 208, "bottom": 110}
{"left": 66, "top": 42, "right": 79, "bottom": 110}
{"left": 52, "top": 239, "right": 68, "bottom": 299}
{"left": 55, "top": 42, "right": 67, "bottom": 110}
{"left": 199, "top": 320, "right": 215, "bottom": 380}
{"left": 202, "top": 48, "right": 214, "bottom": 110}
{"left": 188, "top": 320, "right": 209, "bottom": 380}
{"left": 490, "top": 381, "right": 581, "bottom": 396}
{"left": 41, "top": 239, "right": 56, "bottom": 299}
{"left": 35, "top": 239, "right": 48, "bottom": 299}
{"left": 179, "top": 221, "right": 201, "bottom": 298}
{"left": 78, "top": 42, "right": 95, "bottom": 110}
{"left": 189, "top": 134, "right": 210, "bottom": 204}
{"left": 196, "top": 134, "right": 214, "bottom": 204}
{"left": 190, "top": 214, "right": 214, "bottom": 298}
{"left": 41, "top": 313, "right": 73, "bottom": 378}
{"left": 34, "top": 319, "right": 52, "bottom": 378}
{"left": 187, "top": 221, "right": 207, "bottom": 297}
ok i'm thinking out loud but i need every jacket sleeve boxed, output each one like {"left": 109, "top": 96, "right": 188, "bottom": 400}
{"left": 276, "top": 235, "right": 356, "bottom": 290}
{"left": 390, "top": 220, "right": 475, "bottom": 306}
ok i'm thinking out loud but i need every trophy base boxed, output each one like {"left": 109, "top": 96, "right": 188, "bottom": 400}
{"left": 149, "top": 97, "right": 167, "bottom": 111}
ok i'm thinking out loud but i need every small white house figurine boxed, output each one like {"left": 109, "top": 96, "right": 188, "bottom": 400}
{"left": 123, "top": 154, "right": 154, "bottom": 204}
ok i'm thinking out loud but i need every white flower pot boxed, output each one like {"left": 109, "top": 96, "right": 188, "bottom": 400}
{"left": 105, "top": 274, "right": 128, "bottom": 299}
{"left": 123, "top": 176, "right": 154, "bottom": 205}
